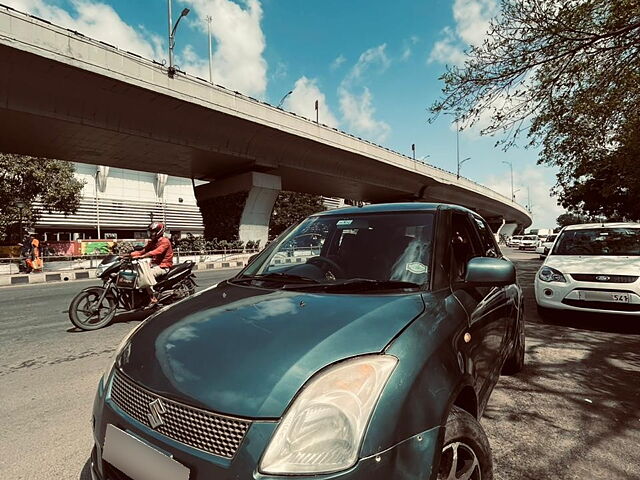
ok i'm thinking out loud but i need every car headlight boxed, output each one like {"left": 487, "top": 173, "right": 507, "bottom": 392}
{"left": 259, "top": 355, "right": 398, "bottom": 475}
{"left": 538, "top": 266, "right": 567, "bottom": 283}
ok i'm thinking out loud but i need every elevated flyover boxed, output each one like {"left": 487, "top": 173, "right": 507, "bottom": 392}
{"left": 0, "top": 5, "right": 530, "bottom": 243}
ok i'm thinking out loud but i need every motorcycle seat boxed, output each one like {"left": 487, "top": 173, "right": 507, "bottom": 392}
{"left": 158, "top": 261, "right": 194, "bottom": 280}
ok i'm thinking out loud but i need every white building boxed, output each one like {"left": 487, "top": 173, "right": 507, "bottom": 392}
{"left": 36, "top": 163, "right": 204, "bottom": 241}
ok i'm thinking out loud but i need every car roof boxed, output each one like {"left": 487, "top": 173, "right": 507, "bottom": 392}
{"left": 312, "top": 202, "right": 473, "bottom": 217}
{"left": 563, "top": 222, "right": 640, "bottom": 231}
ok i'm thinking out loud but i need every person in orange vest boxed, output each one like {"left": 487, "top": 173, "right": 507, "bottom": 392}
{"left": 28, "top": 233, "right": 43, "bottom": 272}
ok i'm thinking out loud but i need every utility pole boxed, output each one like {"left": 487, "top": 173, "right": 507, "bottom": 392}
{"left": 94, "top": 171, "right": 101, "bottom": 239}
{"left": 167, "top": 0, "right": 190, "bottom": 78}
{"left": 206, "top": 15, "right": 213, "bottom": 82}
{"left": 502, "top": 161, "right": 514, "bottom": 201}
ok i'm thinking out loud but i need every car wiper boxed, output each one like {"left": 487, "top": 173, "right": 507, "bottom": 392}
{"left": 232, "top": 273, "right": 320, "bottom": 284}
{"left": 283, "top": 278, "right": 421, "bottom": 292}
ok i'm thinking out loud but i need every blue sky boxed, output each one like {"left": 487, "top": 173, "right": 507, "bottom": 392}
{"left": 7, "top": 0, "right": 564, "bottom": 228}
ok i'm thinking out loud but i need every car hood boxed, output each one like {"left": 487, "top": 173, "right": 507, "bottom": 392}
{"left": 545, "top": 255, "right": 640, "bottom": 275}
{"left": 117, "top": 282, "right": 425, "bottom": 418}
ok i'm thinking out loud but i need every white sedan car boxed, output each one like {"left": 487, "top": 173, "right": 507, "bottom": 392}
{"left": 535, "top": 223, "right": 640, "bottom": 318}
{"left": 519, "top": 235, "right": 539, "bottom": 250}
{"left": 535, "top": 234, "right": 558, "bottom": 258}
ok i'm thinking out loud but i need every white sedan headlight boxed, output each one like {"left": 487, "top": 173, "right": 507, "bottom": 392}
{"left": 260, "top": 355, "right": 398, "bottom": 475}
{"left": 538, "top": 266, "right": 567, "bottom": 283}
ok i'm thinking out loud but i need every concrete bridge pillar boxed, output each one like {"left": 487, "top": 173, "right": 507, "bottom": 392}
{"left": 194, "top": 172, "right": 281, "bottom": 247}
{"left": 497, "top": 222, "right": 518, "bottom": 239}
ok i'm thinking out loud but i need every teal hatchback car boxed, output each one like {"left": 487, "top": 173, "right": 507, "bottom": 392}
{"left": 90, "top": 203, "right": 525, "bottom": 480}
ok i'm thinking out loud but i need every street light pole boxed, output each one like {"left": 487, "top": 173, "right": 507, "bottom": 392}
{"left": 94, "top": 171, "right": 101, "bottom": 239}
{"left": 502, "top": 160, "right": 514, "bottom": 201}
{"left": 167, "top": 0, "right": 190, "bottom": 78}
{"left": 443, "top": 112, "right": 461, "bottom": 180}
{"left": 277, "top": 90, "right": 292, "bottom": 108}
{"left": 206, "top": 15, "right": 213, "bottom": 82}
{"left": 457, "top": 156, "right": 471, "bottom": 179}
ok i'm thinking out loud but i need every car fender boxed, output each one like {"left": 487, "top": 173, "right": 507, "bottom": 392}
{"left": 361, "top": 291, "right": 469, "bottom": 457}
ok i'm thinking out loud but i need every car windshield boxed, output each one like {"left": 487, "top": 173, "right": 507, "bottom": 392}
{"left": 552, "top": 228, "right": 640, "bottom": 256}
{"left": 523, "top": 236, "right": 537, "bottom": 240}
{"left": 546, "top": 235, "right": 557, "bottom": 242}
{"left": 238, "top": 212, "right": 434, "bottom": 290}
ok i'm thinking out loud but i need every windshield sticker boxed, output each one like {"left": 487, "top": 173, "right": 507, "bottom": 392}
{"left": 406, "top": 262, "right": 428, "bottom": 274}
{"left": 336, "top": 219, "right": 353, "bottom": 226}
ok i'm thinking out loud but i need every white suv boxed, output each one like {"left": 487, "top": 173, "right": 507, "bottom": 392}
{"left": 535, "top": 223, "right": 640, "bottom": 318}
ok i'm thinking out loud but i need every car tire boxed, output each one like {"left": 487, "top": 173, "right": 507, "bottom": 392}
{"left": 536, "top": 304, "right": 557, "bottom": 322}
{"left": 437, "top": 406, "right": 493, "bottom": 480}
{"left": 502, "top": 314, "right": 525, "bottom": 375}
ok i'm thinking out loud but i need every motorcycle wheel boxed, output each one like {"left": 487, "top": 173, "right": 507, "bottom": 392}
{"left": 69, "top": 288, "right": 117, "bottom": 330}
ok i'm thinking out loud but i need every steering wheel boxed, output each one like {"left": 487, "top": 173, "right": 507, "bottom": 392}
{"left": 567, "top": 245, "right": 592, "bottom": 255}
{"left": 307, "top": 256, "right": 346, "bottom": 279}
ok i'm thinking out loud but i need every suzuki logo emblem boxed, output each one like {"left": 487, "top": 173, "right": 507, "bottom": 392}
{"left": 595, "top": 275, "right": 610, "bottom": 282}
{"left": 147, "top": 398, "right": 167, "bottom": 428}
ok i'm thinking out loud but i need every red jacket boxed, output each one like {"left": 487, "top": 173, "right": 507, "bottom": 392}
{"left": 131, "top": 237, "right": 174, "bottom": 268}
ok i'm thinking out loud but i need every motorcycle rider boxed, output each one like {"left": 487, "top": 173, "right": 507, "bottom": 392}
{"left": 130, "top": 222, "right": 173, "bottom": 306}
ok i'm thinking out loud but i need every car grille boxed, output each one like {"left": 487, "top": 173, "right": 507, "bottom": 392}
{"left": 570, "top": 274, "right": 639, "bottom": 283}
{"left": 109, "top": 370, "right": 251, "bottom": 458}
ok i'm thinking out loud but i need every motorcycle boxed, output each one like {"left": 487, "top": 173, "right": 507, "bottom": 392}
{"left": 68, "top": 255, "right": 197, "bottom": 330}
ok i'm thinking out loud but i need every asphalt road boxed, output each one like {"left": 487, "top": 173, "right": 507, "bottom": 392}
{"left": 1, "top": 253, "right": 639, "bottom": 479}
{"left": 0, "top": 268, "right": 242, "bottom": 480}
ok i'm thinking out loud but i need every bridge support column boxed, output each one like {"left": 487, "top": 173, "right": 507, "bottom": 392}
{"left": 195, "top": 172, "right": 281, "bottom": 247}
{"left": 497, "top": 222, "right": 518, "bottom": 239}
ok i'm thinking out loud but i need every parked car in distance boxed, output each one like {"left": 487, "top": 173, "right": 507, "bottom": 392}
{"left": 536, "top": 234, "right": 558, "bottom": 258}
{"left": 507, "top": 235, "right": 524, "bottom": 247}
{"left": 90, "top": 203, "right": 525, "bottom": 480}
{"left": 518, "top": 235, "right": 539, "bottom": 250}
{"left": 535, "top": 222, "right": 640, "bottom": 319}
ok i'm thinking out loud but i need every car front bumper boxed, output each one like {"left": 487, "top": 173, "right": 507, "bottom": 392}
{"left": 91, "top": 378, "right": 442, "bottom": 480}
{"left": 534, "top": 277, "right": 640, "bottom": 315}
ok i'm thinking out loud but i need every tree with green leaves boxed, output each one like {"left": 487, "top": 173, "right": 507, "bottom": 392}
{"left": 0, "top": 155, "right": 84, "bottom": 244}
{"left": 270, "top": 192, "right": 326, "bottom": 237}
{"left": 430, "top": 0, "right": 640, "bottom": 219}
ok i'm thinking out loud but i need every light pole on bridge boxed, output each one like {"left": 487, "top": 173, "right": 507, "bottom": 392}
{"left": 167, "top": 0, "right": 190, "bottom": 78}
{"left": 502, "top": 160, "right": 515, "bottom": 202}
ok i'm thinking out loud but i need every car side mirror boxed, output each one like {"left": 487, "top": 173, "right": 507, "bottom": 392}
{"left": 464, "top": 257, "right": 515, "bottom": 287}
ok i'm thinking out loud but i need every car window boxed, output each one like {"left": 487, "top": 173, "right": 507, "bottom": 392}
{"left": 473, "top": 216, "right": 500, "bottom": 257}
{"left": 553, "top": 228, "right": 640, "bottom": 256}
{"left": 451, "top": 213, "right": 482, "bottom": 281}
{"left": 243, "top": 212, "right": 435, "bottom": 285}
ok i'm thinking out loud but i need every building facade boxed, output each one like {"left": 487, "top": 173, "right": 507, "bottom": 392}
{"left": 36, "top": 163, "right": 204, "bottom": 241}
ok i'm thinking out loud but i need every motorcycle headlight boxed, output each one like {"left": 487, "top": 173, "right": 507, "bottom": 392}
{"left": 538, "top": 266, "right": 567, "bottom": 283}
{"left": 259, "top": 355, "right": 397, "bottom": 475}
{"left": 96, "top": 265, "right": 106, "bottom": 277}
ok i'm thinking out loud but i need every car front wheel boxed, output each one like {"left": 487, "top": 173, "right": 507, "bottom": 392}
{"left": 437, "top": 406, "right": 493, "bottom": 480}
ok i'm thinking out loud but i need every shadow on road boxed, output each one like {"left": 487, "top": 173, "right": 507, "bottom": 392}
{"left": 66, "top": 310, "right": 152, "bottom": 333}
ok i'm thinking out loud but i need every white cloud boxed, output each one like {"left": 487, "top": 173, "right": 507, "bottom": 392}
{"left": 484, "top": 166, "right": 565, "bottom": 229}
{"left": 5, "top": 0, "right": 164, "bottom": 59}
{"left": 181, "top": 0, "right": 268, "bottom": 98}
{"left": 284, "top": 76, "right": 340, "bottom": 128}
{"left": 331, "top": 54, "right": 346, "bottom": 70}
{"left": 428, "top": 27, "right": 466, "bottom": 66}
{"left": 337, "top": 44, "right": 391, "bottom": 142}
{"left": 428, "top": 0, "right": 497, "bottom": 66}
{"left": 338, "top": 86, "right": 390, "bottom": 143}
{"left": 347, "top": 44, "right": 390, "bottom": 82}
{"left": 401, "top": 35, "right": 419, "bottom": 61}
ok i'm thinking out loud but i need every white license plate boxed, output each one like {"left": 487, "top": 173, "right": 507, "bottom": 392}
{"left": 102, "top": 424, "right": 190, "bottom": 480}
{"left": 578, "top": 291, "right": 630, "bottom": 303}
